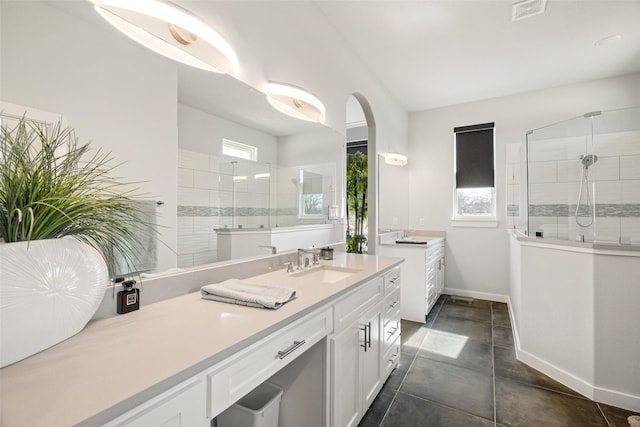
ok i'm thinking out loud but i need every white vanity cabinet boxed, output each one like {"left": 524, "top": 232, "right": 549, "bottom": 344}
{"left": 379, "top": 237, "right": 445, "bottom": 323}
{"left": 330, "top": 268, "right": 401, "bottom": 427}
{"left": 425, "top": 239, "right": 445, "bottom": 314}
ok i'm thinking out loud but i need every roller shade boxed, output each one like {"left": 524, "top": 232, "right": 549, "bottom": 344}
{"left": 455, "top": 123, "right": 494, "bottom": 189}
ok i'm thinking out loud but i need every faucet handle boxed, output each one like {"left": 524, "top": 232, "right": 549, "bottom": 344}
{"left": 312, "top": 253, "right": 320, "bottom": 265}
{"left": 284, "top": 262, "right": 294, "bottom": 273}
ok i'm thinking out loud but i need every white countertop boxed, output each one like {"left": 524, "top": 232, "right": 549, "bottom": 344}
{"left": 0, "top": 253, "right": 402, "bottom": 427}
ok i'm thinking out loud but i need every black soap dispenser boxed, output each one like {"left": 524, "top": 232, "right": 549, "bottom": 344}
{"left": 117, "top": 280, "right": 140, "bottom": 314}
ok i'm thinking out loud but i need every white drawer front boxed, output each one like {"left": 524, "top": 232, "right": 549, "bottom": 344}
{"left": 206, "top": 307, "right": 332, "bottom": 418}
{"left": 334, "top": 277, "right": 383, "bottom": 332}
{"left": 383, "top": 268, "right": 400, "bottom": 295}
{"left": 382, "top": 289, "right": 400, "bottom": 323}
{"left": 382, "top": 316, "right": 400, "bottom": 353}
{"left": 382, "top": 338, "right": 401, "bottom": 381}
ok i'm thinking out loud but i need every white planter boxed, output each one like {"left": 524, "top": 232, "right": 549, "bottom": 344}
{"left": 0, "top": 238, "right": 108, "bottom": 367}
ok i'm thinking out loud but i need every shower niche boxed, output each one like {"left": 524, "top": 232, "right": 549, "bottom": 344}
{"left": 522, "top": 106, "right": 640, "bottom": 244}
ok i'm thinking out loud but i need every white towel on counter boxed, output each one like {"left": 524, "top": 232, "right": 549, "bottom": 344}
{"left": 200, "top": 279, "right": 297, "bottom": 309}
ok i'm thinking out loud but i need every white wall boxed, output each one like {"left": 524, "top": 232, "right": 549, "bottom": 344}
{"left": 178, "top": 104, "right": 278, "bottom": 163}
{"left": 408, "top": 72, "right": 640, "bottom": 297}
{"left": 0, "top": 1, "right": 178, "bottom": 272}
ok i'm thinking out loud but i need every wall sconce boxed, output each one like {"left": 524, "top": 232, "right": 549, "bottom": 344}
{"left": 90, "top": 0, "right": 239, "bottom": 75}
{"left": 381, "top": 152, "right": 408, "bottom": 166}
{"left": 266, "top": 81, "right": 326, "bottom": 123}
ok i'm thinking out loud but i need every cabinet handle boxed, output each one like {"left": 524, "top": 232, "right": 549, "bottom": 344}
{"left": 389, "top": 300, "right": 399, "bottom": 308}
{"left": 387, "top": 326, "right": 398, "bottom": 336}
{"left": 389, "top": 277, "right": 398, "bottom": 284}
{"left": 389, "top": 353, "right": 398, "bottom": 363}
{"left": 367, "top": 321, "right": 372, "bottom": 349}
{"left": 277, "top": 340, "right": 306, "bottom": 359}
{"left": 360, "top": 325, "right": 368, "bottom": 352}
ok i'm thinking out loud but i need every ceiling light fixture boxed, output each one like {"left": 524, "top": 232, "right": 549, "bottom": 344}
{"left": 381, "top": 152, "right": 408, "bottom": 167}
{"left": 266, "top": 81, "right": 326, "bottom": 123}
{"left": 89, "top": 0, "right": 239, "bottom": 75}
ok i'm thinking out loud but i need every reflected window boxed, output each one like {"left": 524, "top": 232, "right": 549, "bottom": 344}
{"left": 222, "top": 138, "right": 257, "bottom": 161}
{"left": 300, "top": 170, "right": 323, "bottom": 218}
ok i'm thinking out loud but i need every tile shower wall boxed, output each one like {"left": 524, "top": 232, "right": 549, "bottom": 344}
{"left": 527, "top": 130, "right": 640, "bottom": 243}
{"left": 178, "top": 149, "right": 272, "bottom": 268}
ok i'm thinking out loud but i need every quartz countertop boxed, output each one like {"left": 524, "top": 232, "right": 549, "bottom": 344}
{"left": 379, "top": 230, "right": 445, "bottom": 248}
{"left": 0, "top": 253, "right": 402, "bottom": 427}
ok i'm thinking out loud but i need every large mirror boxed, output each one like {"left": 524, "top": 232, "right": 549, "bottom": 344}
{"left": 1, "top": 1, "right": 345, "bottom": 274}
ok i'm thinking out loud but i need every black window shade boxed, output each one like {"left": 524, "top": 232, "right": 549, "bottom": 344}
{"left": 455, "top": 123, "right": 494, "bottom": 189}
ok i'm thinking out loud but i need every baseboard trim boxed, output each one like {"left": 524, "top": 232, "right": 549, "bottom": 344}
{"left": 443, "top": 287, "right": 509, "bottom": 304}
{"left": 505, "top": 297, "right": 640, "bottom": 412}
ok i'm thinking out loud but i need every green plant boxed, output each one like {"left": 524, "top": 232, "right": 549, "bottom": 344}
{"left": 346, "top": 151, "right": 368, "bottom": 254}
{"left": 0, "top": 117, "right": 155, "bottom": 277}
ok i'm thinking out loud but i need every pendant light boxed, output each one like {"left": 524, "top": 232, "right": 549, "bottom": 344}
{"left": 90, "top": 0, "right": 239, "bottom": 75}
{"left": 266, "top": 81, "right": 326, "bottom": 123}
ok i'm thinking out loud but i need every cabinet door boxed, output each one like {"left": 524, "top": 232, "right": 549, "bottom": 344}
{"left": 360, "top": 304, "right": 383, "bottom": 413}
{"left": 331, "top": 325, "right": 362, "bottom": 427}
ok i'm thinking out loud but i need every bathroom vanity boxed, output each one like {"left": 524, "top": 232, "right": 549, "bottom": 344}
{"left": 0, "top": 253, "right": 402, "bottom": 427}
{"left": 378, "top": 231, "right": 445, "bottom": 322}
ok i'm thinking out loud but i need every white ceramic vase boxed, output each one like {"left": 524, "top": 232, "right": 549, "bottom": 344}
{"left": 0, "top": 238, "right": 108, "bottom": 367}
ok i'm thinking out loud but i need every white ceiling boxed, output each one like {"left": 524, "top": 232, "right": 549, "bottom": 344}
{"left": 317, "top": 0, "right": 640, "bottom": 112}
{"left": 50, "top": 0, "right": 640, "bottom": 124}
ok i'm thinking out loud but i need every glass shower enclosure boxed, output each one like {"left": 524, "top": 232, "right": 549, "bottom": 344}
{"left": 524, "top": 106, "right": 640, "bottom": 244}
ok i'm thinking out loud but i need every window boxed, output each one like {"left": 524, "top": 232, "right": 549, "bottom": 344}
{"left": 453, "top": 122, "right": 496, "bottom": 224}
{"left": 299, "top": 169, "right": 323, "bottom": 218}
{"left": 222, "top": 138, "right": 257, "bottom": 161}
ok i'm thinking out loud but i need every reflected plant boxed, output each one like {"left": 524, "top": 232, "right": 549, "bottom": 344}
{"left": 0, "top": 116, "right": 156, "bottom": 277}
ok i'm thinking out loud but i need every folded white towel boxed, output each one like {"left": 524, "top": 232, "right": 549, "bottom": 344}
{"left": 200, "top": 279, "right": 297, "bottom": 309}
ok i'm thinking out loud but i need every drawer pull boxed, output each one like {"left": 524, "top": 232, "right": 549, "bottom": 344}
{"left": 388, "top": 353, "right": 398, "bottom": 363}
{"left": 277, "top": 340, "right": 306, "bottom": 359}
{"left": 389, "top": 277, "right": 398, "bottom": 284}
{"left": 387, "top": 326, "right": 398, "bottom": 336}
{"left": 389, "top": 300, "right": 399, "bottom": 308}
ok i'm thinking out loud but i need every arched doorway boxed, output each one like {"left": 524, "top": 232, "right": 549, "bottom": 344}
{"left": 345, "top": 94, "right": 377, "bottom": 255}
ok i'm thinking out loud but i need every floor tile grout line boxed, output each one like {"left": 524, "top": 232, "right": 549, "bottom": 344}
{"left": 595, "top": 401, "right": 614, "bottom": 427}
{"left": 491, "top": 304, "right": 498, "bottom": 427}
{"left": 395, "top": 389, "right": 497, "bottom": 424}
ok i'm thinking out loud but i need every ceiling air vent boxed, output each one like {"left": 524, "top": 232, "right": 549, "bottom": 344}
{"left": 512, "top": 0, "right": 548, "bottom": 22}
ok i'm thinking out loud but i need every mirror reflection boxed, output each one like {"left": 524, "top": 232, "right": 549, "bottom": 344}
{"left": 176, "top": 69, "right": 344, "bottom": 268}
{"left": 2, "top": 1, "right": 346, "bottom": 274}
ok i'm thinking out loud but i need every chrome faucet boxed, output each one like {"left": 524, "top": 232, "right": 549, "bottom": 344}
{"left": 297, "top": 248, "right": 320, "bottom": 269}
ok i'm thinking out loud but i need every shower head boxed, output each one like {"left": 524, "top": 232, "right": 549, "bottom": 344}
{"left": 580, "top": 154, "right": 598, "bottom": 168}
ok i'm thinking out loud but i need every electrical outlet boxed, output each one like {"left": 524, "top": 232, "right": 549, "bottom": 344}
{"left": 419, "top": 218, "right": 425, "bottom": 226}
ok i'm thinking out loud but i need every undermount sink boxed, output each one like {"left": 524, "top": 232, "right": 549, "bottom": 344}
{"left": 291, "top": 265, "right": 362, "bottom": 283}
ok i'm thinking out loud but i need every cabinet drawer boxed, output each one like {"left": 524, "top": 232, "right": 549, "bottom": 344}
{"left": 104, "top": 379, "right": 205, "bottom": 427}
{"left": 206, "top": 307, "right": 332, "bottom": 418}
{"left": 383, "top": 268, "right": 400, "bottom": 295}
{"left": 383, "top": 317, "right": 400, "bottom": 352}
{"left": 382, "top": 289, "right": 400, "bottom": 321}
{"left": 334, "top": 277, "right": 383, "bottom": 332}
{"left": 382, "top": 337, "right": 401, "bottom": 382}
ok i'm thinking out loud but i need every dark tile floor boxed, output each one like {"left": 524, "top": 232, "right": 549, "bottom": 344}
{"left": 359, "top": 295, "right": 640, "bottom": 427}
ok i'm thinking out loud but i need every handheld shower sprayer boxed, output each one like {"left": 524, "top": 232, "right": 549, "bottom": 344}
{"left": 580, "top": 154, "right": 598, "bottom": 168}
{"left": 575, "top": 154, "right": 598, "bottom": 228}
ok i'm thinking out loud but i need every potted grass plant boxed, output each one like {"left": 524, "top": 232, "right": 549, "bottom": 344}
{"left": 0, "top": 116, "right": 156, "bottom": 366}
